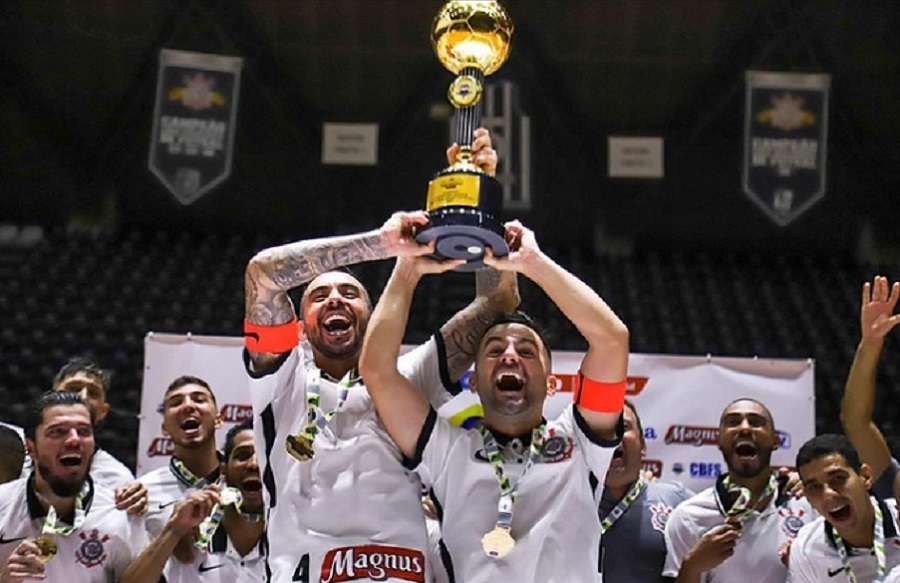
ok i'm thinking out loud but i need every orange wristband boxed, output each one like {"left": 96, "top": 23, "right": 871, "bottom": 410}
{"left": 573, "top": 371, "right": 626, "bottom": 413}
{"left": 244, "top": 318, "right": 299, "bottom": 354}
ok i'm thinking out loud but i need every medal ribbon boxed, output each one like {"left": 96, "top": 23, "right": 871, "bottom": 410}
{"left": 170, "top": 457, "right": 219, "bottom": 489}
{"left": 722, "top": 472, "right": 777, "bottom": 523}
{"left": 195, "top": 486, "right": 243, "bottom": 549}
{"left": 300, "top": 368, "right": 354, "bottom": 443}
{"left": 832, "top": 496, "right": 886, "bottom": 583}
{"left": 601, "top": 477, "right": 647, "bottom": 534}
{"left": 479, "top": 423, "right": 546, "bottom": 532}
{"left": 41, "top": 480, "right": 90, "bottom": 536}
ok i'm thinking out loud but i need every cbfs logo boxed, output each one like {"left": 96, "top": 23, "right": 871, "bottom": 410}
{"left": 689, "top": 462, "right": 723, "bottom": 478}
{"left": 220, "top": 404, "right": 253, "bottom": 423}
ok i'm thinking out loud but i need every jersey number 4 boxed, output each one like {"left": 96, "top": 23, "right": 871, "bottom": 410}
{"left": 292, "top": 553, "right": 310, "bottom": 583}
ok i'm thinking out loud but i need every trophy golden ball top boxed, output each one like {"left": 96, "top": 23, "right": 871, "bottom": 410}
{"left": 431, "top": 0, "right": 513, "bottom": 76}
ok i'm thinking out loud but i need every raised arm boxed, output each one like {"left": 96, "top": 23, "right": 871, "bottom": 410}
{"left": 243, "top": 211, "right": 430, "bottom": 370}
{"left": 119, "top": 488, "right": 219, "bottom": 583}
{"left": 841, "top": 276, "right": 900, "bottom": 478}
{"left": 484, "top": 222, "right": 628, "bottom": 439}
{"left": 359, "top": 256, "right": 463, "bottom": 458}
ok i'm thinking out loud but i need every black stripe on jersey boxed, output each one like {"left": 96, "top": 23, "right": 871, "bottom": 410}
{"left": 403, "top": 407, "right": 437, "bottom": 470}
{"left": 429, "top": 490, "right": 456, "bottom": 583}
{"left": 260, "top": 404, "right": 278, "bottom": 508}
{"left": 573, "top": 406, "right": 623, "bottom": 447}
{"left": 434, "top": 333, "right": 462, "bottom": 396}
{"left": 242, "top": 348, "right": 291, "bottom": 379}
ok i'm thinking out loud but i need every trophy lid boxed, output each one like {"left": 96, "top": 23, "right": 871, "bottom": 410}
{"left": 431, "top": 0, "right": 513, "bottom": 76}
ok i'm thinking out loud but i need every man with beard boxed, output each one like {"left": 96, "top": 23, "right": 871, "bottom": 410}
{"left": 663, "top": 399, "right": 814, "bottom": 583}
{"left": 51, "top": 357, "right": 149, "bottom": 514}
{"left": 244, "top": 129, "right": 520, "bottom": 582}
{"left": 0, "top": 392, "right": 146, "bottom": 582}
{"left": 600, "top": 400, "right": 693, "bottom": 582}
{"left": 122, "top": 419, "right": 265, "bottom": 582}
{"left": 140, "top": 376, "right": 224, "bottom": 539}
{"left": 359, "top": 221, "right": 628, "bottom": 582}
{"left": 788, "top": 434, "right": 900, "bottom": 583}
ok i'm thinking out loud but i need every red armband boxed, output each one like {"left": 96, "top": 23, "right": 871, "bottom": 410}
{"left": 573, "top": 372, "right": 626, "bottom": 413}
{"left": 244, "top": 318, "right": 299, "bottom": 354}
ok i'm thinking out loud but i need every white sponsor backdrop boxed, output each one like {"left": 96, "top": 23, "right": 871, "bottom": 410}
{"left": 138, "top": 333, "right": 815, "bottom": 492}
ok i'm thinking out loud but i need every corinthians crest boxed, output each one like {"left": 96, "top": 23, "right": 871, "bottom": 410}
{"left": 75, "top": 529, "right": 110, "bottom": 569}
{"left": 742, "top": 71, "right": 831, "bottom": 226}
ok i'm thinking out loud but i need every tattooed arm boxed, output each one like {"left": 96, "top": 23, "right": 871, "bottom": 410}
{"left": 244, "top": 211, "right": 430, "bottom": 370}
{"left": 439, "top": 267, "right": 520, "bottom": 382}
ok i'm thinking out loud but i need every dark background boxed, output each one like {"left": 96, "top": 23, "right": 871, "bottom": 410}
{"left": 1, "top": 0, "right": 899, "bottom": 470}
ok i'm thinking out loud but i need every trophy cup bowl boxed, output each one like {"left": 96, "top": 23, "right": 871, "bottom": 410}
{"left": 416, "top": 0, "right": 514, "bottom": 271}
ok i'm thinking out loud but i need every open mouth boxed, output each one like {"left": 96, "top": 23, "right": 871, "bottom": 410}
{"left": 734, "top": 442, "right": 758, "bottom": 459}
{"left": 828, "top": 503, "right": 852, "bottom": 522}
{"left": 241, "top": 477, "right": 263, "bottom": 492}
{"left": 609, "top": 447, "right": 626, "bottom": 469}
{"left": 181, "top": 418, "right": 201, "bottom": 436}
{"left": 59, "top": 454, "right": 82, "bottom": 467}
{"left": 496, "top": 373, "right": 525, "bottom": 392}
{"left": 322, "top": 313, "right": 352, "bottom": 338}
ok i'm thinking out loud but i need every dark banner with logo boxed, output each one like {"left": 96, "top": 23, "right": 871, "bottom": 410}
{"left": 742, "top": 71, "right": 831, "bottom": 226}
{"left": 148, "top": 49, "right": 243, "bottom": 205}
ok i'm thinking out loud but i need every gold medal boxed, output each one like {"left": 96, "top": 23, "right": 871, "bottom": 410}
{"left": 481, "top": 526, "right": 515, "bottom": 559}
{"left": 286, "top": 434, "right": 315, "bottom": 462}
{"left": 33, "top": 534, "right": 58, "bottom": 563}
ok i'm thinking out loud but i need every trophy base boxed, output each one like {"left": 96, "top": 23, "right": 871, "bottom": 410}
{"left": 416, "top": 219, "right": 508, "bottom": 272}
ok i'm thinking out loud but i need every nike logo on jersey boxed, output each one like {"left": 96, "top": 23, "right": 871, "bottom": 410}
{"left": 158, "top": 499, "right": 179, "bottom": 510}
{"left": 244, "top": 331, "right": 260, "bottom": 342}
{"left": 199, "top": 562, "right": 224, "bottom": 573}
{"left": 827, "top": 566, "right": 845, "bottom": 577}
{"left": 473, "top": 449, "right": 490, "bottom": 463}
{"left": 0, "top": 534, "right": 27, "bottom": 544}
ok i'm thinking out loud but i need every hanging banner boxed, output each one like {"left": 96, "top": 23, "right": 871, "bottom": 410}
{"left": 742, "top": 71, "right": 831, "bottom": 226}
{"left": 137, "top": 333, "right": 815, "bottom": 494}
{"left": 148, "top": 49, "right": 243, "bottom": 205}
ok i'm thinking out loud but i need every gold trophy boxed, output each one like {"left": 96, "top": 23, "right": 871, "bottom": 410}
{"left": 415, "top": 0, "right": 514, "bottom": 270}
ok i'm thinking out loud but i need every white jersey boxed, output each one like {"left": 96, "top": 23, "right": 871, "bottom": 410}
{"left": 162, "top": 523, "right": 266, "bottom": 583}
{"left": 0, "top": 475, "right": 147, "bottom": 582}
{"left": 140, "top": 457, "right": 221, "bottom": 537}
{"left": 788, "top": 499, "right": 900, "bottom": 583}
{"left": 413, "top": 404, "right": 618, "bottom": 583}
{"left": 20, "top": 448, "right": 135, "bottom": 490}
{"left": 247, "top": 338, "right": 454, "bottom": 583}
{"left": 664, "top": 475, "right": 816, "bottom": 583}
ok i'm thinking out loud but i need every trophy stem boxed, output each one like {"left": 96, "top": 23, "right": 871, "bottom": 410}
{"left": 453, "top": 66, "right": 486, "bottom": 159}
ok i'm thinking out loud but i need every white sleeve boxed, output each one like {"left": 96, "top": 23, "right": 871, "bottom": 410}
{"left": 398, "top": 337, "right": 459, "bottom": 410}
{"left": 413, "top": 411, "right": 464, "bottom": 490}
{"left": 245, "top": 348, "right": 303, "bottom": 415}
{"left": 663, "top": 504, "right": 700, "bottom": 578}
{"left": 111, "top": 514, "right": 151, "bottom": 581}
{"left": 785, "top": 527, "right": 817, "bottom": 583}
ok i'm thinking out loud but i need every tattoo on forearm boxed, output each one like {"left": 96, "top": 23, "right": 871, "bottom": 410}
{"left": 475, "top": 268, "right": 501, "bottom": 296}
{"left": 443, "top": 309, "right": 495, "bottom": 379}
{"left": 245, "top": 233, "right": 387, "bottom": 325}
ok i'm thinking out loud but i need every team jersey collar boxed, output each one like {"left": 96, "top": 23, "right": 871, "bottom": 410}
{"left": 713, "top": 471, "right": 786, "bottom": 517}
{"left": 169, "top": 452, "right": 224, "bottom": 489}
{"left": 320, "top": 367, "right": 363, "bottom": 386}
{"left": 487, "top": 417, "right": 549, "bottom": 448}
{"left": 824, "top": 495, "right": 898, "bottom": 549}
{"left": 26, "top": 472, "right": 95, "bottom": 521}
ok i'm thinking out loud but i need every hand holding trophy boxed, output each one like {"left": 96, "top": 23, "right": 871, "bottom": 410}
{"left": 415, "top": 0, "right": 514, "bottom": 271}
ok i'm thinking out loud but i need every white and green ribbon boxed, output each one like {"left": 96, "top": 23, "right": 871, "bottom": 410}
{"left": 832, "top": 496, "right": 886, "bottom": 583}
{"left": 601, "top": 477, "right": 647, "bottom": 534}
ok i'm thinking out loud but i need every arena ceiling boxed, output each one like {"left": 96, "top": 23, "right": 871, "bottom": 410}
{"left": 2, "top": 0, "right": 899, "bottom": 250}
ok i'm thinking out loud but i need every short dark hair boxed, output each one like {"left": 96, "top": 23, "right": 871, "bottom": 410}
{"left": 25, "top": 392, "right": 95, "bottom": 440}
{"left": 52, "top": 357, "right": 110, "bottom": 393}
{"left": 164, "top": 375, "right": 217, "bottom": 407}
{"left": 796, "top": 433, "right": 862, "bottom": 473}
{"left": 223, "top": 419, "right": 254, "bottom": 462}
{"left": 0, "top": 425, "right": 25, "bottom": 482}
{"left": 483, "top": 310, "right": 553, "bottom": 363}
